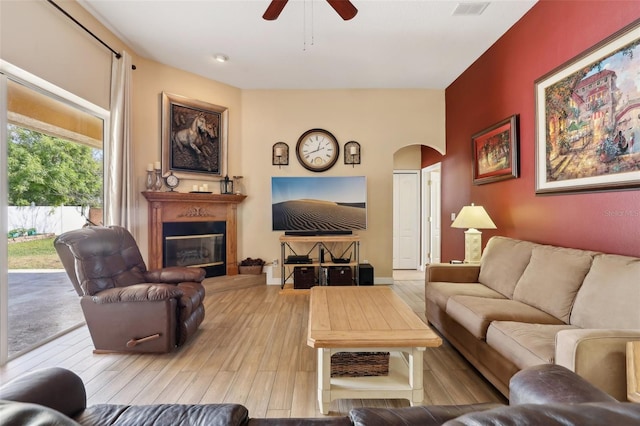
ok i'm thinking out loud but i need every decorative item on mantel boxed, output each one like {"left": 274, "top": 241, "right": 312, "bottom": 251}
{"left": 145, "top": 163, "right": 155, "bottom": 191}
{"left": 153, "top": 161, "right": 163, "bottom": 191}
{"left": 220, "top": 175, "right": 234, "bottom": 194}
{"left": 164, "top": 171, "right": 180, "bottom": 191}
{"left": 238, "top": 257, "right": 265, "bottom": 274}
{"left": 232, "top": 176, "right": 244, "bottom": 195}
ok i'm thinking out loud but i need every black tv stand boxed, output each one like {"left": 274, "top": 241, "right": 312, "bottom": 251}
{"left": 285, "top": 230, "right": 353, "bottom": 236}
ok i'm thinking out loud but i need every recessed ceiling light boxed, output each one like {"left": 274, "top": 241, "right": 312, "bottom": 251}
{"left": 213, "top": 54, "right": 229, "bottom": 63}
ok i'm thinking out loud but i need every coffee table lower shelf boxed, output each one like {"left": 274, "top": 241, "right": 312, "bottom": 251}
{"left": 317, "top": 348, "right": 424, "bottom": 414}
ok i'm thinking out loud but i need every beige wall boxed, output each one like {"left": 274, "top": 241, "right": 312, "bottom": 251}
{"left": 240, "top": 90, "right": 444, "bottom": 278}
{"left": 1, "top": 0, "right": 119, "bottom": 109}
{"left": 2, "top": 0, "right": 446, "bottom": 280}
{"left": 394, "top": 145, "right": 423, "bottom": 170}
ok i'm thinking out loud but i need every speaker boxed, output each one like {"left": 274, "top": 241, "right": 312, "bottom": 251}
{"left": 359, "top": 263, "right": 374, "bottom": 285}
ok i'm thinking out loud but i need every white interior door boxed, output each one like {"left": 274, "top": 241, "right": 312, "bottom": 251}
{"left": 429, "top": 167, "right": 441, "bottom": 263}
{"left": 393, "top": 171, "right": 420, "bottom": 269}
{"left": 421, "top": 163, "right": 442, "bottom": 266}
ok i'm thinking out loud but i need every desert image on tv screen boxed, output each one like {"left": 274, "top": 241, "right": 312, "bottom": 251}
{"left": 271, "top": 176, "right": 367, "bottom": 231}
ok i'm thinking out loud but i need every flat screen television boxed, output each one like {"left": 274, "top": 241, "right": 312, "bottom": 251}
{"left": 272, "top": 176, "right": 367, "bottom": 234}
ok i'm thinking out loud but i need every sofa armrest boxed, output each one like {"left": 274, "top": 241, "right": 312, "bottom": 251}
{"left": 555, "top": 328, "right": 640, "bottom": 401}
{"left": 91, "top": 283, "right": 183, "bottom": 304}
{"left": 509, "top": 364, "right": 617, "bottom": 405}
{"left": 0, "top": 367, "right": 86, "bottom": 418}
{"left": 144, "top": 266, "right": 205, "bottom": 284}
{"left": 426, "top": 263, "right": 480, "bottom": 283}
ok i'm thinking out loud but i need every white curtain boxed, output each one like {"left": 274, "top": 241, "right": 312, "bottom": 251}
{"left": 105, "top": 51, "right": 135, "bottom": 230}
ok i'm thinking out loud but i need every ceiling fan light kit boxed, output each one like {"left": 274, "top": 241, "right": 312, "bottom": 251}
{"left": 263, "top": 0, "right": 357, "bottom": 21}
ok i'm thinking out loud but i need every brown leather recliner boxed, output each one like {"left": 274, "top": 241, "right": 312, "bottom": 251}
{"left": 54, "top": 226, "right": 206, "bottom": 353}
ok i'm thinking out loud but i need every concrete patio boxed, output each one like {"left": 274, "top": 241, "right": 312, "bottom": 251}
{"left": 8, "top": 270, "right": 83, "bottom": 358}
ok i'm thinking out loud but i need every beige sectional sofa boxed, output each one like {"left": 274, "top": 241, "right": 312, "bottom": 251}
{"left": 425, "top": 236, "right": 640, "bottom": 400}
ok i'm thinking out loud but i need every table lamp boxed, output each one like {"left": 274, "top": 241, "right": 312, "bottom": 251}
{"left": 451, "top": 203, "right": 496, "bottom": 263}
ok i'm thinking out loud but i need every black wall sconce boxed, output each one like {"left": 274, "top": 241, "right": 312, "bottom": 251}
{"left": 272, "top": 142, "right": 289, "bottom": 168}
{"left": 344, "top": 141, "right": 361, "bottom": 167}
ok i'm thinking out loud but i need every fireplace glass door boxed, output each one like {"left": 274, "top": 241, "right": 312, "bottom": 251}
{"left": 163, "top": 222, "right": 226, "bottom": 277}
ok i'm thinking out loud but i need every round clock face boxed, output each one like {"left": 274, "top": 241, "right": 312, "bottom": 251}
{"left": 165, "top": 173, "right": 179, "bottom": 190}
{"left": 296, "top": 129, "right": 340, "bottom": 172}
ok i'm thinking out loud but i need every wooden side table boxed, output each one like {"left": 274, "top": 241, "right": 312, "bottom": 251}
{"left": 307, "top": 286, "right": 442, "bottom": 414}
{"left": 627, "top": 341, "right": 640, "bottom": 403}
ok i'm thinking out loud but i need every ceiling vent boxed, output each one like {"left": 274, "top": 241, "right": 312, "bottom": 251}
{"left": 453, "top": 2, "right": 490, "bottom": 16}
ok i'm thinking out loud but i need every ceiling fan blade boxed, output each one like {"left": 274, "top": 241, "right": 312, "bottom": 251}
{"left": 263, "top": 0, "right": 289, "bottom": 20}
{"left": 326, "top": 0, "right": 358, "bottom": 20}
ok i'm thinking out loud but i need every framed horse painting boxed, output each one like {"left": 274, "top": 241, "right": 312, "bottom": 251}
{"left": 161, "top": 92, "right": 228, "bottom": 180}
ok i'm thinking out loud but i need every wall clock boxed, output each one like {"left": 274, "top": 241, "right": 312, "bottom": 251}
{"left": 295, "top": 128, "right": 340, "bottom": 172}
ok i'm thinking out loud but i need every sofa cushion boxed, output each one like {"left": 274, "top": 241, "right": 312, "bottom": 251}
{"left": 426, "top": 282, "right": 506, "bottom": 311}
{"left": 446, "top": 296, "right": 564, "bottom": 340}
{"left": 478, "top": 237, "right": 537, "bottom": 298}
{"left": 570, "top": 254, "right": 640, "bottom": 329}
{"left": 513, "top": 246, "right": 595, "bottom": 323}
{"left": 486, "top": 321, "right": 577, "bottom": 369}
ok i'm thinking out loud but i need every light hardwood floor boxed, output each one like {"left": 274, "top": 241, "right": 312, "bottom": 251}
{"left": 0, "top": 276, "right": 505, "bottom": 418}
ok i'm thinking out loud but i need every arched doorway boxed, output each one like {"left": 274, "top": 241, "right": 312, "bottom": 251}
{"left": 392, "top": 145, "right": 443, "bottom": 271}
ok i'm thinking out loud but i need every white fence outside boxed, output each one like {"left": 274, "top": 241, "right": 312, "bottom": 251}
{"left": 8, "top": 206, "right": 87, "bottom": 236}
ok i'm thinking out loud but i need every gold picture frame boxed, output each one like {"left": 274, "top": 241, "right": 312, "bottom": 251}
{"left": 535, "top": 20, "right": 640, "bottom": 194}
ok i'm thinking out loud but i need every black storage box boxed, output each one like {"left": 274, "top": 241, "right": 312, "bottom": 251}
{"left": 359, "top": 263, "right": 374, "bottom": 285}
{"left": 294, "top": 266, "right": 315, "bottom": 289}
{"left": 329, "top": 266, "right": 353, "bottom": 286}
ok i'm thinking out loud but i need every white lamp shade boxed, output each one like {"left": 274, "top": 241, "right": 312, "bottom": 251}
{"left": 451, "top": 204, "right": 496, "bottom": 230}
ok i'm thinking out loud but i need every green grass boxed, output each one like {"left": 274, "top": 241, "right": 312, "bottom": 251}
{"left": 8, "top": 237, "right": 62, "bottom": 269}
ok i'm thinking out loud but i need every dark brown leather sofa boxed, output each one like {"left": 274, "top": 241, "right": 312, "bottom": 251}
{"left": 54, "top": 226, "right": 206, "bottom": 353}
{"left": 1, "top": 365, "right": 639, "bottom": 425}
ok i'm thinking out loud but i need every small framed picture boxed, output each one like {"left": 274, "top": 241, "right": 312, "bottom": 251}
{"left": 472, "top": 115, "right": 519, "bottom": 185}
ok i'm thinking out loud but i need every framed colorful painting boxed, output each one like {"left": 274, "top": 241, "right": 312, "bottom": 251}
{"left": 472, "top": 115, "right": 519, "bottom": 185}
{"left": 535, "top": 20, "right": 640, "bottom": 194}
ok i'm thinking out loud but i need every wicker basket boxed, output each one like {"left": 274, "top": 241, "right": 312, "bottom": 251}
{"left": 238, "top": 265, "right": 263, "bottom": 274}
{"left": 330, "top": 352, "right": 390, "bottom": 377}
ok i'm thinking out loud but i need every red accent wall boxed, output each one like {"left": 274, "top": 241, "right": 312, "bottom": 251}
{"left": 443, "top": 1, "right": 640, "bottom": 261}
{"left": 421, "top": 146, "right": 444, "bottom": 168}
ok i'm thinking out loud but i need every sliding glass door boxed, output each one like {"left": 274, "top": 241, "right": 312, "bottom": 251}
{"left": 0, "top": 65, "right": 108, "bottom": 364}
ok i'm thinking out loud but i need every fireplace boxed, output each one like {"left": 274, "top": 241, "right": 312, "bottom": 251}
{"left": 163, "top": 221, "right": 226, "bottom": 277}
{"left": 142, "top": 191, "right": 246, "bottom": 276}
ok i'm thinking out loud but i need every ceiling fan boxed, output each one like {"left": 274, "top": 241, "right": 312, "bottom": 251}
{"left": 263, "top": 0, "right": 358, "bottom": 21}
